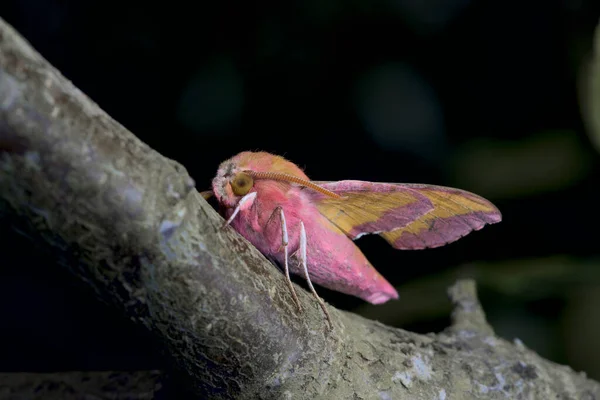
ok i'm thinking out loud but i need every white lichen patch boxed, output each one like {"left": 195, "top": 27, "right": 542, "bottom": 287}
{"left": 0, "top": 70, "right": 23, "bottom": 109}
{"left": 513, "top": 338, "right": 525, "bottom": 350}
{"left": 392, "top": 371, "right": 413, "bottom": 388}
{"left": 272, "top": 352, "right": 281, "bottom": 364}
{"left": 412, "top": 354, "right": 433, "bottom": 380}
{"left": 159, "top": 220, "right": 180, "bottom": 236}
{"left": 42, "top": 88, "right": 56, "bottom": 105}
{"left": 476, "top": 370, "right": 510, "bottom": 398}
{"left": 477, "top": 382, "right": 489, "bottom": 394}
{"left": 392, "top": 354, "right": 433, "bottom": 389}
{"left": 159, "top": 206, "right": 187, "bottom": 238}
{"left": 438, "top": 388, "right": 447, "bottom": 400}
{"left": 458, "top": 330, "right": 476, "bottom": 339}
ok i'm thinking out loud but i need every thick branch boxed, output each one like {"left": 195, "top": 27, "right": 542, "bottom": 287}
{"left": 0, "top": 371, "right": 163, "bottom": 400}
{"left": 0, "top": 16, "right": 599, "bottom": 399}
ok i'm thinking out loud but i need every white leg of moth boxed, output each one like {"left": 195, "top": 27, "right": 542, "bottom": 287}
{"left": 299, "top": 221, "right": 333, "bottom": 330}
{"left": 222, "top": 192, "right": 257, "bottom": 228}
{"left": 275, "top": 207, "right": 302, "bottom": 312}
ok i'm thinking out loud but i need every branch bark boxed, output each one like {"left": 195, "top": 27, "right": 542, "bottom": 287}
{"left": 0, "top": 371, "right": 163, "bottom": 400}
{"left": 0, "top": 16, "right": 599, "bottom": 399}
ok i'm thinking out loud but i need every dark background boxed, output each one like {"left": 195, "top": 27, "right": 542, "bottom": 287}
{"left": 2, "top": 0, "right": 600, "bottom": 383}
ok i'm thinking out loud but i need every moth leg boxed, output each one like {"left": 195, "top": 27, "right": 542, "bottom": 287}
{"left": 299, "top": 221, "right": 333, "bottom": 330}
{"left": 222, "top": 192, "right": 257, "bottom": 229}
{"left": 269, "top": 206, "right": 303, "bottom": 312}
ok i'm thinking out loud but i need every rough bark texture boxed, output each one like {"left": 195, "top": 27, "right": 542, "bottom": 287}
{"left": 0, "top": 371, "right": 163, "bottom": 400}
{"left": 0, "top": 16, "right": 599, "bottom": 400}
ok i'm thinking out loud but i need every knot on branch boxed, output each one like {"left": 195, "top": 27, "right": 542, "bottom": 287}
{"left": 447, "top": 279, "right": 494, "bottom": 336}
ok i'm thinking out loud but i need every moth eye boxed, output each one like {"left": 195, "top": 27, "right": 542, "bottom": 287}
{"left": 231, "top": 172, "right": 254, "bottom": 196}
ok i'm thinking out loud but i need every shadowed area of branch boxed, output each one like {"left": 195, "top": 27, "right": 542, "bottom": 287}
{"left": 0, "top": 16, "right": 599, "bottom": 400}
{"left": 0, "top": 371, "right": 163, "bottom": 400}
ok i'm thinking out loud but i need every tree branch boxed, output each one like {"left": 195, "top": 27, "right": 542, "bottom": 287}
{"left": 0, "top": 16, "right": 599, "bottom": 399}
{"left": 0, "top": 371, "right": 163, "bottom": 400}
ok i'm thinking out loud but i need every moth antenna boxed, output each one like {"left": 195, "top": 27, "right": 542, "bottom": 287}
{"left": 247, "top": 171, "right": 342, "bottom": 199}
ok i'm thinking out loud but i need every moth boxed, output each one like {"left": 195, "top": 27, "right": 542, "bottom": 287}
{"left": 203, "top": 151, "right": 501, "bottom": 329}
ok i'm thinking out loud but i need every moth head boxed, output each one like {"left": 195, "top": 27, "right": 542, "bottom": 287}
{"left": 211, "top": 151, "right": 340, "bottom": 208}
{"left": 212, "top": 159, "right": 256, "bottom": 208}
